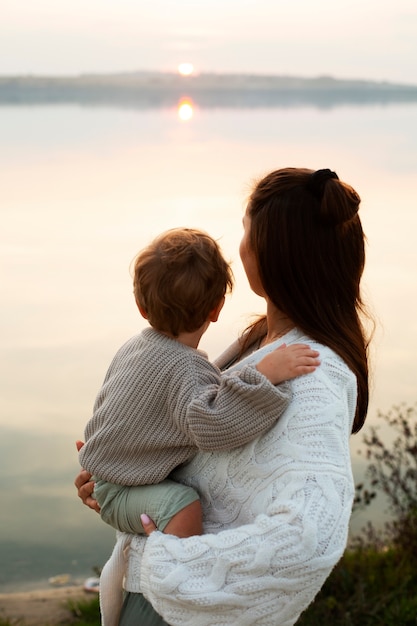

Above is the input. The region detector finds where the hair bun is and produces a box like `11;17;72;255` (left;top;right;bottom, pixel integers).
306;168;360;226
306;169;339;201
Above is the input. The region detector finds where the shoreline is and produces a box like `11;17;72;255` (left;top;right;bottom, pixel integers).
0;585;97;626
0;578;82;595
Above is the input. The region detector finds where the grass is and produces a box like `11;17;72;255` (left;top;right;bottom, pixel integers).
297;545;417;625
66;595;100;625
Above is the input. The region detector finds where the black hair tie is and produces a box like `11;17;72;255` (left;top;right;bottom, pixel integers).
306;168;339;201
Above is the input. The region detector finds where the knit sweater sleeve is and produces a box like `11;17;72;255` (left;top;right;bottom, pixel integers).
176;362;291;451
133;348;357;626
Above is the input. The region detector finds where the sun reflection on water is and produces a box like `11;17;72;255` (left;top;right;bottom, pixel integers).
177;98;194;121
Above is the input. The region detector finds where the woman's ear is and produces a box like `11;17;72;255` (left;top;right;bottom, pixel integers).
208;296;225;323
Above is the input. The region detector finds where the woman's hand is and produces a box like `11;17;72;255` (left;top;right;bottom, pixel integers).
74;440;101;513
140;514;158;535
141;499;202;537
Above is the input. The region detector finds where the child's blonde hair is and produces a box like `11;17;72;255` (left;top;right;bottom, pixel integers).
133;228;233;336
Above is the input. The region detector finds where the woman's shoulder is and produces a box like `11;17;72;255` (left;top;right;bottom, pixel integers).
290;330;355;386
217;326;355;387
297;331;353;374
287;332;357;432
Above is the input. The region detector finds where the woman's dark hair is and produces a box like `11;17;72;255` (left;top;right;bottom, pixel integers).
246;167;372;433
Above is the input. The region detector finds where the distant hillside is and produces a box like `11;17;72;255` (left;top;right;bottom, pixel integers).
1;71;417;108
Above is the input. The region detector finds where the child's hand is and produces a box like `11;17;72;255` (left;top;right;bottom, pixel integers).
256;343;320;385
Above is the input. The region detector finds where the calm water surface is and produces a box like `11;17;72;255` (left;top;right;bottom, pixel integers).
1;101;416;589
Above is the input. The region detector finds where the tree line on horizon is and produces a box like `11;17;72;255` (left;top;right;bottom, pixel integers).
1;71;417;109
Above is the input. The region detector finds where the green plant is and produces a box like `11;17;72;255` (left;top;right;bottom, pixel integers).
66;595;100;625
354;403;417;551
298;545;417;625
298;403;417;625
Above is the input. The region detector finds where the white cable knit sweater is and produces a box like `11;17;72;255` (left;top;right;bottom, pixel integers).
104;328;357;626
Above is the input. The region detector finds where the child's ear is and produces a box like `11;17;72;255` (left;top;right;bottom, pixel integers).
208;296;225;323
137;303;148;320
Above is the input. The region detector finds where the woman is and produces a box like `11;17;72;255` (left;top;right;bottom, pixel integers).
76;167;372;626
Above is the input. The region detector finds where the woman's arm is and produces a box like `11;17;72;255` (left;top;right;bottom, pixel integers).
137;471;353;626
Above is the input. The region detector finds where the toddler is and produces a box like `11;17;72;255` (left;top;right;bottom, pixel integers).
79;228;319;537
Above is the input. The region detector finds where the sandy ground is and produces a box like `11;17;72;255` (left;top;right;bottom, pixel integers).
0;586;96;625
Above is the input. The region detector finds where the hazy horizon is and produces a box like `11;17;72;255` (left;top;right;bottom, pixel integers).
1;1;416;84
1;69;416;87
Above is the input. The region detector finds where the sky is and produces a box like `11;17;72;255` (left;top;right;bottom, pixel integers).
1;0;416;84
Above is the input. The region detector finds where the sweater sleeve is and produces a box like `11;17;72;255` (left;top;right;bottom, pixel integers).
139;478;352;626
178;364;291;451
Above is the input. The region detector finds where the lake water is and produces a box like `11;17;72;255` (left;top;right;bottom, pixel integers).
1;98;416;590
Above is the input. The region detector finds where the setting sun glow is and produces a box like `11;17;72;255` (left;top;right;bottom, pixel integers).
177;98;194;121
178;63;194;76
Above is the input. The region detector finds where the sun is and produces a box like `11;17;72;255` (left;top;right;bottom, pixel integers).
178;98;194;121
178;63;194;77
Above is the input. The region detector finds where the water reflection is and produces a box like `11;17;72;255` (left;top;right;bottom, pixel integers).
1;102;416;589
0;426;115;591
177;97;194;121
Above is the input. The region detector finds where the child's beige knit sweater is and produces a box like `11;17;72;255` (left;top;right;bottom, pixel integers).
79;327;290;485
